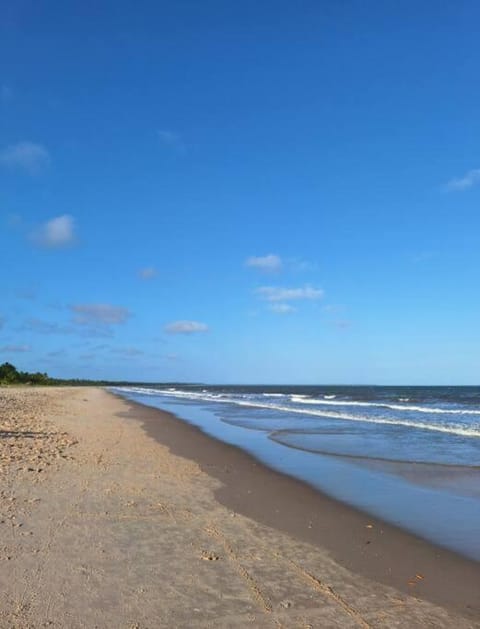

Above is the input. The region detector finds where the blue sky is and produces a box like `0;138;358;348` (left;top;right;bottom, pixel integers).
1;1;480;384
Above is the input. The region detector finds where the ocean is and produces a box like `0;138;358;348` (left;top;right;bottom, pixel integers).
111;384;480;561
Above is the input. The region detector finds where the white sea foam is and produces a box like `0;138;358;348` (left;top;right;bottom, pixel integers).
115;386;159;396
289;395;480;416
229;400;480;438
115;387;480;439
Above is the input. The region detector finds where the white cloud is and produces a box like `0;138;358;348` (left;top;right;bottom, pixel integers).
138;266;157;280
0;141;50;174
446;168;480;191
70;304;131;326
269;303;296;314
157;130;185;154
0;344;31;353
164;320;208;334
256;285;324;302
245;254;282;272
32;215;75;248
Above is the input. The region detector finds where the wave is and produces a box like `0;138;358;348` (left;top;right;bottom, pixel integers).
262;393;286;398
230;400;480;438
114;386;161;396
269;430;480;468
116;387;480;439
289;395;480;416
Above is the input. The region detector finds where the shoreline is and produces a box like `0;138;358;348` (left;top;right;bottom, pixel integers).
115;391;480;619
2;386;479;627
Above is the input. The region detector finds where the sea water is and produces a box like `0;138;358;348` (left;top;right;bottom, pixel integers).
111;385;480;561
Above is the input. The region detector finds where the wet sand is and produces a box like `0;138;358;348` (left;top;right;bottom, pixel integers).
1;386;479;628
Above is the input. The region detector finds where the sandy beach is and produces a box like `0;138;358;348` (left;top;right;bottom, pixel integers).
1;386;479;628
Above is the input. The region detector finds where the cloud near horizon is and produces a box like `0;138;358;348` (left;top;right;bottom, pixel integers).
446;168;480;191
0;344;31;353
164;320;208;334
245;254;282;272
256;285;324;302
70;304;131;326
0;141;50;174
32;215;76;249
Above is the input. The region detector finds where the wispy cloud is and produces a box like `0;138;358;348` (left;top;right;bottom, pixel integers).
20;318;71;335
164;320;208;334
0;141;50;174
32;215;76;249
269;303;296;314
245;254;318;273
138;266;158;280
70;304;131;326
256;285;324;302
0;344;31;353
245;254;282;273
445;168;480;191
157;130;185;154
19;317;114;339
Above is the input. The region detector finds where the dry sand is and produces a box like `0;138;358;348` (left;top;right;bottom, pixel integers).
0;386;479;628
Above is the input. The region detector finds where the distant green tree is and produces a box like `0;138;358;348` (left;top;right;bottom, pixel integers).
0;362;21;383
0;363;52;385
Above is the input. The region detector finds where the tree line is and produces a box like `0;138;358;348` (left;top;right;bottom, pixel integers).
0;362;114;386
0;362;179;387
0;362;52;385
